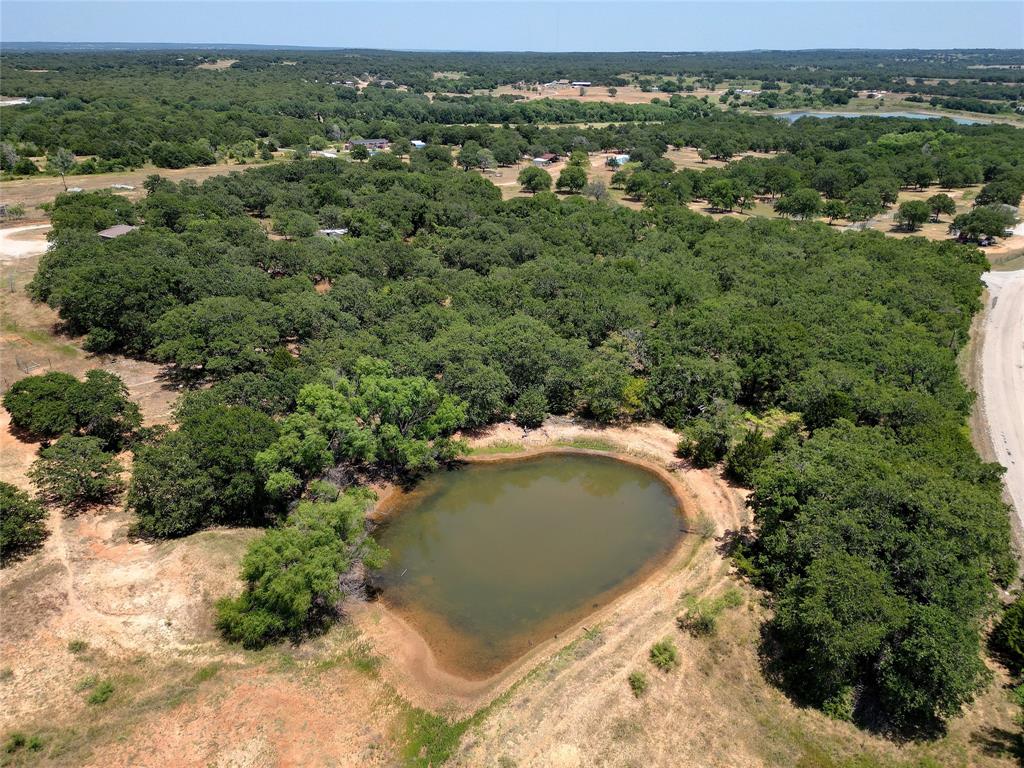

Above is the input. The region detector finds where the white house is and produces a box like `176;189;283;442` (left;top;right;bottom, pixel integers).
410;140;427;149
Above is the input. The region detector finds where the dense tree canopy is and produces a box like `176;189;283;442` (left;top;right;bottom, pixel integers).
23;124;1018;731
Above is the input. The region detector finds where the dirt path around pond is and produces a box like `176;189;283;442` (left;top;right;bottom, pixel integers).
351;417;750;714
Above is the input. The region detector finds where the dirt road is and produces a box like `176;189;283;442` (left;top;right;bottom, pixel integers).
980;269;1024;528
0;223;50;260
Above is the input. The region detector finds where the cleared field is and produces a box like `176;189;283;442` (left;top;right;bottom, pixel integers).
667;147;777;171
491;84;666;104
195;58;238;70
0;160;274;211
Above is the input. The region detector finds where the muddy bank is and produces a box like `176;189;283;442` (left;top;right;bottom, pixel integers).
352;419;718;712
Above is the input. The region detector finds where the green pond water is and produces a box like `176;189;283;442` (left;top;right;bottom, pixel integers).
371;453;685;678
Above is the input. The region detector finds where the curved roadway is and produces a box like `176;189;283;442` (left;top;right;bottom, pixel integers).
981;269;1024;530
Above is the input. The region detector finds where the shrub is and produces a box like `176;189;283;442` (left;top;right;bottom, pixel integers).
693;513;716;540
724;428;771;484
28;436;124;509
677;608;717;637
4;732;26;753
676;419;730;468
0;482;48;566
991;595;1024;670
67;639;88;654
822;687;855;722
628;670;649;697
86;679;115;705
216;490;386;648
513;387;547;429
649;639;679;672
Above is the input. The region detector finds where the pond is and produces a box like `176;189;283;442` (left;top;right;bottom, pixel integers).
371;452;686;678
775;110;988;125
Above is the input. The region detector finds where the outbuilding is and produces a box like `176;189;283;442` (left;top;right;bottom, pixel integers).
97;224;138;239
346;138;390;151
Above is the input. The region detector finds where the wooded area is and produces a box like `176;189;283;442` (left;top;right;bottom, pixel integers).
3;48;1023;745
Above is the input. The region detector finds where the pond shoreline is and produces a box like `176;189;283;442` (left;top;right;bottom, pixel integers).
349;418;733;712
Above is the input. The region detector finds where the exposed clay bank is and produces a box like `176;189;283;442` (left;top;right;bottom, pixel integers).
369;452;687;679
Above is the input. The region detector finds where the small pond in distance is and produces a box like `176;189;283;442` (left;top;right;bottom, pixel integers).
371;453;686;678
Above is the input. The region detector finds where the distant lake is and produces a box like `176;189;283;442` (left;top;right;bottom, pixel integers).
371;452;686;678
776;110;988;126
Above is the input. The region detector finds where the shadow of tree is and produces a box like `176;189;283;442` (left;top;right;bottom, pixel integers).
716;526;755;558
970;725;1024;761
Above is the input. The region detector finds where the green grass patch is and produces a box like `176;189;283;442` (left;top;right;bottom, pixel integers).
86;680;115;705
401;709;476;767
554;436;618;452
677;587;745;636
628;670;648;698
469;440;525;456
345;641;382;676
0;322;80;358
191;663;220;684
649;639;679;672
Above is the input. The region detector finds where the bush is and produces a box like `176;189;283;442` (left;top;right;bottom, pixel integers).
86;679;115;705
513;387;547;429
28;436;124;509
628;670;648;697
822;687;855;722
676;417;731;468
724;428;771;484
693;513;716;540
216;490;386;648
991;596;1024;670
677;608;717;637
0;482;48;566
649;639;679;672
3;731;42;753
67;639;88;654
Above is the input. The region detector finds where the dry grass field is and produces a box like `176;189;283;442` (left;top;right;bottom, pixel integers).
490;84;668;105
195;59;238;70
0;159;278;213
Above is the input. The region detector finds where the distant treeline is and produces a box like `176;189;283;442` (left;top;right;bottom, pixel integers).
0;49;1022;170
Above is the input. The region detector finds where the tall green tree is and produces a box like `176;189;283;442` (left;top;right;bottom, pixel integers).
517;165;552;194
28;436;124;510
0;482;48;567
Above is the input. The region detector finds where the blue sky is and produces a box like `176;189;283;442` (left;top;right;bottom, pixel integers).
2;1;1022;51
